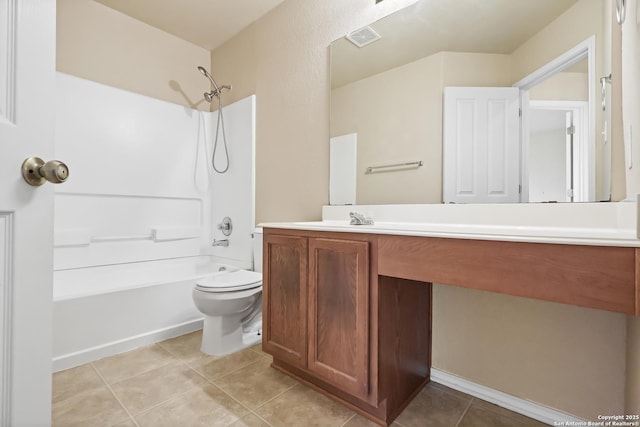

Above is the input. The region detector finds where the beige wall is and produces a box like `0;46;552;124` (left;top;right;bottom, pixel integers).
433;286;627;419
529;71;589;101
441;52;512;87
56;0;210;111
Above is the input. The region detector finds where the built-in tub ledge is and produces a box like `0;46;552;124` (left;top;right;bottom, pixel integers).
260;202;640;247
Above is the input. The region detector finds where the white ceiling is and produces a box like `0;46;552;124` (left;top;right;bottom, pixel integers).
94;0;286;50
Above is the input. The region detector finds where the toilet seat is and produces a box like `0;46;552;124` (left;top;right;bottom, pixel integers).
195;270;262;293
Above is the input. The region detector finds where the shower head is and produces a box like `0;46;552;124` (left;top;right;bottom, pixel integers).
197;65;221;93
197;66;232;103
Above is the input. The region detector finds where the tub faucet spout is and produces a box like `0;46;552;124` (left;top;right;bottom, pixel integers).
212;239;229;247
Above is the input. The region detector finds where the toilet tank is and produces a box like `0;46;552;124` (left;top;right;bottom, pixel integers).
253;228;263;273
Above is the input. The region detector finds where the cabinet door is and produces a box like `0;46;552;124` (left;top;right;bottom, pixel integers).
307;238;370;399
262;233;308;367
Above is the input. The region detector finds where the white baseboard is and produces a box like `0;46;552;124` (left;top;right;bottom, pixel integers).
430;368;586;425
52;319;203;372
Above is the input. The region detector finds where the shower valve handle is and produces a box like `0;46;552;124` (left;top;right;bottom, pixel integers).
216;217;233;236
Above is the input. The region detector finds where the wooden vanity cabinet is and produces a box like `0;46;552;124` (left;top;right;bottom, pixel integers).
262;228;432;426
262;231;373;401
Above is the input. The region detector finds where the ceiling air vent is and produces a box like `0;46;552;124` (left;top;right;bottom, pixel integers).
345;26;381;48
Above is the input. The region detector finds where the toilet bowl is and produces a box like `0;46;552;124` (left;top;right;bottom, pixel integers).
192;230;264;356
192;269;262;356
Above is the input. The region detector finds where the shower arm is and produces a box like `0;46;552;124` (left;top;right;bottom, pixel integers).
210;85;232;97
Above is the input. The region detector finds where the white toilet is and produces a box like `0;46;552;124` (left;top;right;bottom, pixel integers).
192;231;263;356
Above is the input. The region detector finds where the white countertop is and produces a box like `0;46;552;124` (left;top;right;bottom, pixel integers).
260;202;640;247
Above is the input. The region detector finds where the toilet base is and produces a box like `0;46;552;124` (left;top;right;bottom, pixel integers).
200;315;262;356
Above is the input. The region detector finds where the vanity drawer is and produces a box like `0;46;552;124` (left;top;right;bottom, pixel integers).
377;235;638;315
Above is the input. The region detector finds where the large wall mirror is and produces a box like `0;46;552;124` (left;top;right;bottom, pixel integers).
329;0;615;205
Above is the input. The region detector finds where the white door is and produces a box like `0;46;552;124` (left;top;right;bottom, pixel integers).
443;87;520;203
0;1;56;425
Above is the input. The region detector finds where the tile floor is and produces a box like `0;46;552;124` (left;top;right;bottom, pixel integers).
52;330;547;427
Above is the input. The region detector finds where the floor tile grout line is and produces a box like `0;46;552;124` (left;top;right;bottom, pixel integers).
249;381;300;411
51;364;106;406
129;380;241;423
471;398;542;425
156;341;197;362
182;356;263;392
248;346;272;359
455;397;475;427
89;362;141;427
338;413;357;427
245;410;278;427
429;382;475;403
209;378;298;416
176;358;260;418
182;352;266;382
92;344;179;386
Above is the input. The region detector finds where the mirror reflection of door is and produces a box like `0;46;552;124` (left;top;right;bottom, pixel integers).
528;107;580;202
442;87;521;204
526;56;590;202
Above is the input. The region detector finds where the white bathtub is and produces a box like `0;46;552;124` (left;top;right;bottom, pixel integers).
52;255;247;372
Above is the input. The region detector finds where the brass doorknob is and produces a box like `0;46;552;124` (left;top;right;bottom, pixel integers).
22;157;69;186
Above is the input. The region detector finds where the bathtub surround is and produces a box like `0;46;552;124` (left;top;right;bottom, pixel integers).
52;73;256;371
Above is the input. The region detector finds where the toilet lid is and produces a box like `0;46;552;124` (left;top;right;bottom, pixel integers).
196;270;262;293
